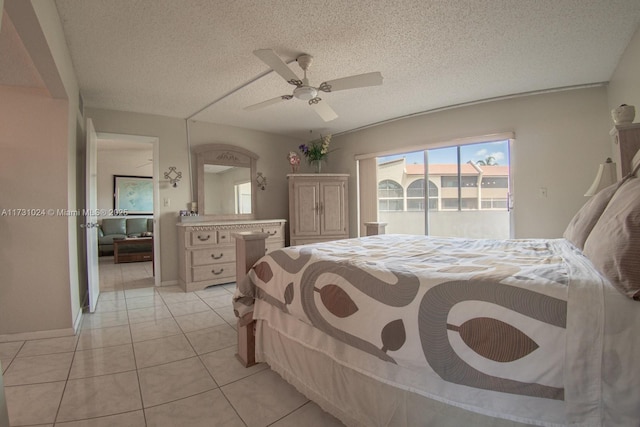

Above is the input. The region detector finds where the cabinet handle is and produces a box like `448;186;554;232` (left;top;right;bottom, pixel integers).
211;253;223;260
211;268;224;275
197;234;211;241
220;235;227;240
319;202;324;214
264;230;277;236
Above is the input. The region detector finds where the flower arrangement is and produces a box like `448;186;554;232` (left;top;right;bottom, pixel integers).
287;151;301;173
298;134;333;163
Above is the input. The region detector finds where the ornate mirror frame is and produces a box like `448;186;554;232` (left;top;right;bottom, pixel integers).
194;143;258;220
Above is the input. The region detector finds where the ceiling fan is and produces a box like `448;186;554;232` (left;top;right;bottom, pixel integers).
245;49;383;122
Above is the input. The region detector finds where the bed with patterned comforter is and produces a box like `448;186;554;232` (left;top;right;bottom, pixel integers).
233;234;640;426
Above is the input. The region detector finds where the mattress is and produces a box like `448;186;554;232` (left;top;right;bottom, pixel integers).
234;234;640;426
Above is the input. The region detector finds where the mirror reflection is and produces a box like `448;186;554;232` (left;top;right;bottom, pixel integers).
203;165;252;215
195;143;258;220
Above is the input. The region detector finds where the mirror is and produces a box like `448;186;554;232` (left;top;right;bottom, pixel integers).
195;143;258;219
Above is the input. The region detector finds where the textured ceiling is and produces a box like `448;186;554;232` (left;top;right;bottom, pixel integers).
30;1;640;139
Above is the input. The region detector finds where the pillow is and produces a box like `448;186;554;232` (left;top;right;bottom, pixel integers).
583;177;640;300
632;149;640;177
563;182;619;250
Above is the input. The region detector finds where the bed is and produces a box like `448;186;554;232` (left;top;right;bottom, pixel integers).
232;153;640;427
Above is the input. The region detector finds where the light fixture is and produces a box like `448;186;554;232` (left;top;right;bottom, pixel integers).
256;172;267;190
164;166;182;188
584;158;616;196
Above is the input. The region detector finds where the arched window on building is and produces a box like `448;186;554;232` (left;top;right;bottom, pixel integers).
407;179;425;211
407;179;440;211
378;180;404;211
428;180;439;210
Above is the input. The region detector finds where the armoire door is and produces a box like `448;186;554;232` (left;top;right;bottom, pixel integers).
292;180;320;236
320;180;347;236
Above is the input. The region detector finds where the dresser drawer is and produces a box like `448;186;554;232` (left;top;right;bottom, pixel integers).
189;231;217;246
262;225;284;240
217;230;232;245
266;243;283;255
191;247;235;267
192;262;235;282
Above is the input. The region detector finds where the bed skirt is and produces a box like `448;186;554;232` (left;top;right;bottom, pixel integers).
255;318;539;427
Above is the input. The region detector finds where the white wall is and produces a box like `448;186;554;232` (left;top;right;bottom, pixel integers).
328;87;612;239
0;1;82;337
0;86;73;334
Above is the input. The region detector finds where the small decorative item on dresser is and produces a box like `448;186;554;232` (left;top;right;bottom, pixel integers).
611;104;635;125
287;151;301;173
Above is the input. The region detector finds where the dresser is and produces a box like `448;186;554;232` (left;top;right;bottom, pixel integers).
177;219;286;292
288;174;349;245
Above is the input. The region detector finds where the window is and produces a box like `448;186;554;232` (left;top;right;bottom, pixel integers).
234;181;252;214
373;139;511;239
428;181;439;211
407;179;425;211
481;198;508;209
461;176;478;187
481;177;508;188
378;180;404;211
441;176;458;187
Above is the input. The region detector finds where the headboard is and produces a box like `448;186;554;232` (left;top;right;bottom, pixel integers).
611;124;640;178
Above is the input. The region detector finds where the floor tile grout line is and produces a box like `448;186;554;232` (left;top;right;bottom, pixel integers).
54;409;145;426
51;319;83;425
267;400;313;426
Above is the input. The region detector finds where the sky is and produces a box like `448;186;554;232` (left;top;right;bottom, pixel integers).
378;140;509;165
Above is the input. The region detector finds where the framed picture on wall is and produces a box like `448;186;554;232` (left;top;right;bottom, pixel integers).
113;175;153;215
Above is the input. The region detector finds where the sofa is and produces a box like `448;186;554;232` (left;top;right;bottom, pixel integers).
98;217;153;255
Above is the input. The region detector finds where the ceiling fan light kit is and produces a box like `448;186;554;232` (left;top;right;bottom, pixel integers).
245;49;383;122
293;86;318;101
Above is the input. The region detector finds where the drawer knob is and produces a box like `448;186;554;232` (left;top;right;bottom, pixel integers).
197;234;211;241
220;235;227;240
211;268;224;275
211;253;223;260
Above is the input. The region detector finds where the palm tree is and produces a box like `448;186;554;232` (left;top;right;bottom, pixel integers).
476;156;498;166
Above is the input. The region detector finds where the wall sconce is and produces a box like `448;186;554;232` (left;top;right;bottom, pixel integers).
584;158;616;196
256;172;267;190
164;166;182;188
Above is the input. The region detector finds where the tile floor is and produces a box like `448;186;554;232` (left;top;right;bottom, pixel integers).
1;257;344;426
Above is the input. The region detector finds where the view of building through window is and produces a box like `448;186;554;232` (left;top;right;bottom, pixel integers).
376;140;511;239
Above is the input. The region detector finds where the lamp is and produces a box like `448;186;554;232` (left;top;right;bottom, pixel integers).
256;172;267;190
164;166;182;188
584;158;616;196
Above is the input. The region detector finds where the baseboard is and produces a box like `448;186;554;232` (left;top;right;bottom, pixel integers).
160;279;178;287
72;307;83;334
0;327;76;343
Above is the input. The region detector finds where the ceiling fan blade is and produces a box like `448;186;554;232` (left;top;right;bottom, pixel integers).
253;49;300;85
319;71;383;92
310;99;338;122
244;95;293;111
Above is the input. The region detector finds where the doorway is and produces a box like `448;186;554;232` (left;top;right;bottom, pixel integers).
95;133;161;288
